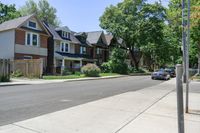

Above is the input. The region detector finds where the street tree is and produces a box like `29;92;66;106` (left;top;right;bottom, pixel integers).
100;0;166;70
19;0;60;26
0;2;20;24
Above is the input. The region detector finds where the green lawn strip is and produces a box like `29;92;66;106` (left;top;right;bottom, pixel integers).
43;73;120;80
193;76;200;80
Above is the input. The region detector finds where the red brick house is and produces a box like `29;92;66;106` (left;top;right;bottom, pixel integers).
0;14;50;66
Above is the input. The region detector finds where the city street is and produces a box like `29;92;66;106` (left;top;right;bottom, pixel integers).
0;76;163;126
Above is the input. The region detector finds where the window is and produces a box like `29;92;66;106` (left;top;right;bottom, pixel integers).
23;56;32;60
32;34;38;46
97;48;101;55
62;31;70;39
26;33;31;45
26;32;39;46
28;21;37;29
60;42;70;53
80;46;86;54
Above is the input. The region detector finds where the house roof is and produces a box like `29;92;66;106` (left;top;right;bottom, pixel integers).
0;14;34;32
105;34;113;46
43;23;62;40
43;23;80;44
86;31;103;44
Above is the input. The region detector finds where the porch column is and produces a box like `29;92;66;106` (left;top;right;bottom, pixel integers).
61;58;65;75
80;60;83;68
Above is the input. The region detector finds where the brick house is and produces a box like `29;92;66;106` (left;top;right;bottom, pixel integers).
0;14;50;67
44;22;109;74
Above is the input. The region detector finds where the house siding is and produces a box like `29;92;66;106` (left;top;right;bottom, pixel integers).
0;30;15;59
15;29;25;45
40;34;48;48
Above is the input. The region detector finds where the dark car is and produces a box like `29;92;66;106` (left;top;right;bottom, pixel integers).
165;68;176;78
151;69;170;80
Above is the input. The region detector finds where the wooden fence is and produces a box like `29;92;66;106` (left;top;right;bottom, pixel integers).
0;59;10;82
11;59;44;78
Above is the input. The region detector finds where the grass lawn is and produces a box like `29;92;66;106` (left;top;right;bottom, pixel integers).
43;73;119;80
193;75;200;80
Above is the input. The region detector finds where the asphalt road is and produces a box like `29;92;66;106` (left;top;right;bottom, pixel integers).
0;76;163;126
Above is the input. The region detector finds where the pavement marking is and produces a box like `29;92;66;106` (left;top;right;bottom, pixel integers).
114;89;175;133
12;124;41;133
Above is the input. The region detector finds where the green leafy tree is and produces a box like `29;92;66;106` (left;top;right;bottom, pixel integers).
19;0;60;26
109;47;128;74
100;0;166;70
0;2;20;24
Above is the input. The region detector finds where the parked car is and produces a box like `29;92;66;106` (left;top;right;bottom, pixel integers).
165;68;176;78
151;69;170;80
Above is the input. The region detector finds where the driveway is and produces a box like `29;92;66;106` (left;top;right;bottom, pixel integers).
0;76;163;126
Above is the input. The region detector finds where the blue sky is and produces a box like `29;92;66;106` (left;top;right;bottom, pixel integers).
1;0;169;32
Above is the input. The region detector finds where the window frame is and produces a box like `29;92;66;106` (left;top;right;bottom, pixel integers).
60;42;70;53
80;46;86;54
25;32;39;47
28;21;37;29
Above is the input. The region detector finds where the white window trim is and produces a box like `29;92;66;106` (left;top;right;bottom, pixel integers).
27;20;37;29
60;42;70;53
25;32;39;47
80;46;86;54
23;56;32;60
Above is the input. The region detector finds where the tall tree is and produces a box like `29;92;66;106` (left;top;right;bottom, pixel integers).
0;2;20;24
19;0;60;26
100;0;166;70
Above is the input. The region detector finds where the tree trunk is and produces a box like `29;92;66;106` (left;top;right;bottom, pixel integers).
129;49;140;70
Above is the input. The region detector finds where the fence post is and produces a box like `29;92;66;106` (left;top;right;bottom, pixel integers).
176;64;185;133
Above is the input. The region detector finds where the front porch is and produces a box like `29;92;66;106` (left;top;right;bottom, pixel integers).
55;57;96;74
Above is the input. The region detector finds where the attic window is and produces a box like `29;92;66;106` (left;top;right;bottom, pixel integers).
28;21;37;29
62;31;70;39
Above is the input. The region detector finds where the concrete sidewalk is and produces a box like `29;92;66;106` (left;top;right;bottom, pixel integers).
0;75;124;87
0;79;199;133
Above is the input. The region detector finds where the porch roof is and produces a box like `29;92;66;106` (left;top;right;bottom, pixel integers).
56;52;94;60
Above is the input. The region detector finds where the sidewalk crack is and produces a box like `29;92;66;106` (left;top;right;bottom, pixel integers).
12;124;41;133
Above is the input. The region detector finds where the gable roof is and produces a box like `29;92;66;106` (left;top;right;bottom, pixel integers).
43;23;80;44
0;14;34;32
105;34;113;46
43;23;62;40
86;31;103;44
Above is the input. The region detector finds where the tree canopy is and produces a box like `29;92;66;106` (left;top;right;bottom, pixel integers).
100;0;167;69
0;2;20;24
19;0;60;26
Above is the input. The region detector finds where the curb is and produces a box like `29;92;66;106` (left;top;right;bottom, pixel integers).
129;73;151;76
0;75;128;87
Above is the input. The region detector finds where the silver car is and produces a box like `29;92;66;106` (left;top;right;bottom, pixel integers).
151;70;170;80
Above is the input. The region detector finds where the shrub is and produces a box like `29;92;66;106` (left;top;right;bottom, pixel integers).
62;68;72;75
81;63;101;77
108;48;128;74
74;71;81;76
101;62;111;73
11;69;23;77
0;75;10;82
128;67;146;73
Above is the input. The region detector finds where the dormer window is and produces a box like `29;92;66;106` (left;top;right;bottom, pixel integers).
28;21;37;29
62;31;70;39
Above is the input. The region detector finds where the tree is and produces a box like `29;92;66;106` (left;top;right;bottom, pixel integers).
0;2;20;24
19;0;60;26
100;0;166;70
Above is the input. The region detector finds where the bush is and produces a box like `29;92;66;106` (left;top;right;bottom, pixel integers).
74;71;81;76
0;75;10;82
101;62;111;73
108;48;128;74
62;68;72;75
11;69;23;77
81;63;101;77
128;67;146;73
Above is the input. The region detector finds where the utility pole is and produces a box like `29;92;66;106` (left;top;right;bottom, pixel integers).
185;0;190;113
176;64;185;133
182;0;187;83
